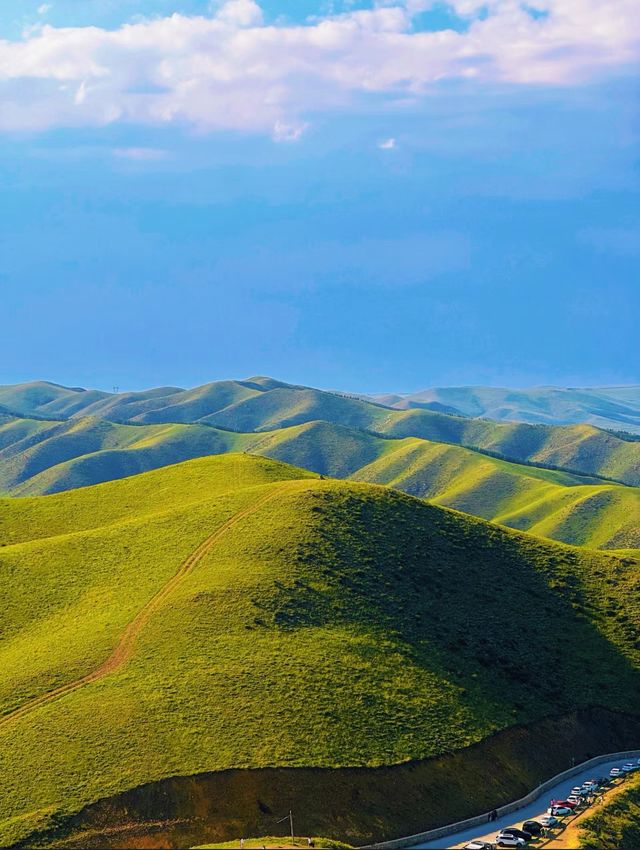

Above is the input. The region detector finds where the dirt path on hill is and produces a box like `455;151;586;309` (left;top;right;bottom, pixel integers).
0;485;285;731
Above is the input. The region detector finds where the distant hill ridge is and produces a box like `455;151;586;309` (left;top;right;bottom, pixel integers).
4;378;638;433
367;384;640;433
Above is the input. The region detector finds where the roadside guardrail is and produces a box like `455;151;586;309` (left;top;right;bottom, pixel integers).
362;749;640;849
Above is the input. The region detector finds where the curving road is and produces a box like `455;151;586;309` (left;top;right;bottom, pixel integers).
414;755;640;849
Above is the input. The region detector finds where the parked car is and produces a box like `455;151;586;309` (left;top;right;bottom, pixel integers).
522;820;544;835
500;827;532;841
548;805;573;816
539;815;559;828
622;763;637;773
610;767;622;777
495;834;526;848
464;842;494;850
571;786;586;796
551;799;578;809
567;795;583;806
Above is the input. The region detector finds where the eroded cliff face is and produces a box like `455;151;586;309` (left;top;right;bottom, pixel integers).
18;708;639;850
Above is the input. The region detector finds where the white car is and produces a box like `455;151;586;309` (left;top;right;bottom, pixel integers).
495;834;526;847
622;763;637;773
548;805;573;816
463;842;494;850
570;786;585;797
539;815;559;827
610;767;622;777
567;795;582;805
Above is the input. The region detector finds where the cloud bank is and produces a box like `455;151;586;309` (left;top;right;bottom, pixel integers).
0;0;637;136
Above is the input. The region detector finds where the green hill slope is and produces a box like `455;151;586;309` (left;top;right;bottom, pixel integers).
0;417;247;496
371;385;640;433
0;454;638;848
2;379;639;486
376;409;640;486
350;438;640;550
1;415;638;551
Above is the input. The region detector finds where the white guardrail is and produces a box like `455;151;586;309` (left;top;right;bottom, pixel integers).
362;748;640;850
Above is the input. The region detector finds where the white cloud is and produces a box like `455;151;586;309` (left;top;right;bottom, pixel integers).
215;0;263;27
378;137;396;149
37;3;52;15
272;120;308;142
0;0;638;134
113;147;170;161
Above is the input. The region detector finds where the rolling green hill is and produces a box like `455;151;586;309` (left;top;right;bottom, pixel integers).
2;379;639;488
0;455;637;848
0;453;637;846
1;415;638;551
375;408;640;486
371;385;640;433
350;438;640;550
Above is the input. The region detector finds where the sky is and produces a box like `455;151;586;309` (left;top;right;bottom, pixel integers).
0;0;639;393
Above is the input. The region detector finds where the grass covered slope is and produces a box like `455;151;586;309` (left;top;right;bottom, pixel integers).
0;455;638;847
578;773;640;849
0;416;245;496
376;409;640;486
1;415;638;551
350;438;640;549
2;378;639;487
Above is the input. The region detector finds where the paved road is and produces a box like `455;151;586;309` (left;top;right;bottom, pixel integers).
414;756;638;849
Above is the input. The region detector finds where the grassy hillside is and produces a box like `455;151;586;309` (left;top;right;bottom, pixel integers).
0;381;112;419
376;408;640;486
350;438;640;550
578;773;640;849
0;416;245;496
371;385;640;433
1;415;638;551
2;379;639;486
0;455;638;847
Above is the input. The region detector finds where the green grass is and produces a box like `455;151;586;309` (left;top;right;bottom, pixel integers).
579;773;640;849
377;410;640;485
4;378;638;485
2;415;638;551
0;454;638;847
350;437;640;549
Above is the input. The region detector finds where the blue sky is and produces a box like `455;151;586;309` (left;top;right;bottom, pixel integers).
1;0;638;393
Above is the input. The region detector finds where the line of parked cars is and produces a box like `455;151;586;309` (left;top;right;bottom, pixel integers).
462;759;640;849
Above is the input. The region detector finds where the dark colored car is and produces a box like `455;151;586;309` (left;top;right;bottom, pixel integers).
522;820;544;835
500;827;533;841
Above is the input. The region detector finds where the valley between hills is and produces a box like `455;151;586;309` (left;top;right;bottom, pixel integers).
0;377;638;848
